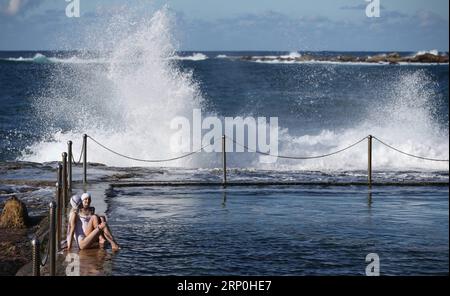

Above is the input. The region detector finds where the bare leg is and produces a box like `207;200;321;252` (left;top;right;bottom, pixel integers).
84;215;106;245
79;228;102;250
99;217;120;251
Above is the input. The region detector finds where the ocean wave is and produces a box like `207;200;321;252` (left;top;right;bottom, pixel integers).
14;10;449;171
4;53;50;63
280;51;302;59
1;53;107;64
1;52;211;64
21;8;203;168
171;53;208;61
20;64;449;171
414;49;440;57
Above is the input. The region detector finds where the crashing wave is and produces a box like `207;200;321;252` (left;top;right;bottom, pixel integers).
172;53;208;61
414;49;439;57
5;53;50;63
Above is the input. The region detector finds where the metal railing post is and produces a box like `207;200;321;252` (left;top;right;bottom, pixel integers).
49;201;56;276
31;238;40;276
56;164;62;251
62;152;68;208
56;182;61;251
83;134;87;185
67;141;73;194
368;135;373;187
222;135;227;186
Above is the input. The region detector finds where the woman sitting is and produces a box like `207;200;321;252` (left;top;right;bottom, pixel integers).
67;193;120;251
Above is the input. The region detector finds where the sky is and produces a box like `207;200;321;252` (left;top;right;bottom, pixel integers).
0;0;448;51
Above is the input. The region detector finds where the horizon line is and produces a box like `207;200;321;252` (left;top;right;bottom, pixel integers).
0;49;449;53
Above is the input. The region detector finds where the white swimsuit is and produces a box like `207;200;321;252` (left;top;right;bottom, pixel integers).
67;212;86;248
79;213;91;234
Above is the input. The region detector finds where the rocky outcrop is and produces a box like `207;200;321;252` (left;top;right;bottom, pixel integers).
240;52;449;64
0;196;30;228
387;52;401;59
336;55;357;62
409;53;449;63
0;228;29;276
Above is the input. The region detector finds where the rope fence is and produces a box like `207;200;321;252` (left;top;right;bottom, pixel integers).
70;133;448;187
50;132;450;189
87;135;211;163
373;136;449;162
82;134;448;163
228;135;369;159
72;143;84;165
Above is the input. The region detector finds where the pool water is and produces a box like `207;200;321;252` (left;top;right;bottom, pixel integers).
96;185;449;276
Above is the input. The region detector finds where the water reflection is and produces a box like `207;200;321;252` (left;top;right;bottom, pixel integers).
68;248;114;276
222;190;227;208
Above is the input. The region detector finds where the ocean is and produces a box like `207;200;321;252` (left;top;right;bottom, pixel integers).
0;11;448;275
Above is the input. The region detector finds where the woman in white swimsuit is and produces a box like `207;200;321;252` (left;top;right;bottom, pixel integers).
67;194;120;251
79;192;120;250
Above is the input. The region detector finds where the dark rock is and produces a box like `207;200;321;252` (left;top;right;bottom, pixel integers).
298;54;315;61
0;228;29;276
387;52;401;59
366;55;387;63
239;52;449;64
337;55;357;62
412;53;449;63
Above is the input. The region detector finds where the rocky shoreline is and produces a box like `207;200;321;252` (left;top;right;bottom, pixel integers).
241;52;449;64
0;194;50;276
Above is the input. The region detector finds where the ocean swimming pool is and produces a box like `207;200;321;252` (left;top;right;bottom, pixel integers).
83;184;449;276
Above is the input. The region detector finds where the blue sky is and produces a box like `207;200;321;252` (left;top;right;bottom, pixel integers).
0;0;448;51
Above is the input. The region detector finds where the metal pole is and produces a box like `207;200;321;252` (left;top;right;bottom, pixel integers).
62;153;68;208
368;135;373;187
31;238;40;276
67;141;73;194
83;134;87;185
222;135;227;186
57;163;62;191
49;201;56;276
56;164;62;251
56;181;61;251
